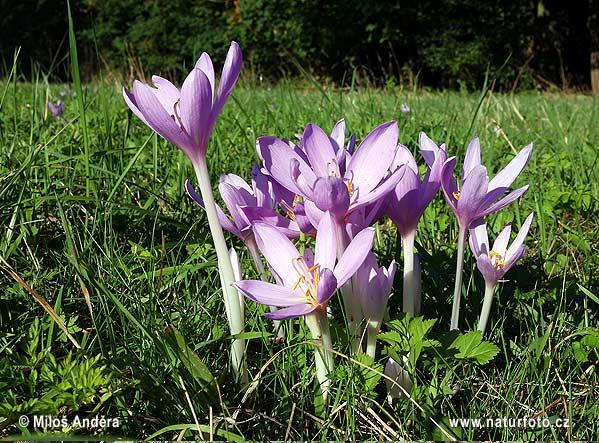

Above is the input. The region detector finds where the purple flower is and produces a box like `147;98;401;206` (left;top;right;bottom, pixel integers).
400;103;411;114
123;41;242;164
385;132;447;237
234;212;375;320
357;253;396;323
185;163;299;243
257;121;405;228
441;139;533;230
469;213;534;286
48;100;65;118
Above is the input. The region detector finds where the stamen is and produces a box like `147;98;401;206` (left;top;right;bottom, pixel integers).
292;194;303;207
345;179;354;195
489;250;506;270
452;191;460;200
327;159;340;178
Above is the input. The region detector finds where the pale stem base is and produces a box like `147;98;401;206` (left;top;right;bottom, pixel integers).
305;310;334;403
450;227;467;331
365;320;381;359
477;282;496;334
194;159;247;383
402;230;416;315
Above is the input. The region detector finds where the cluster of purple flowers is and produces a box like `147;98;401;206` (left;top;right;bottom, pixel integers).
123;41;534;392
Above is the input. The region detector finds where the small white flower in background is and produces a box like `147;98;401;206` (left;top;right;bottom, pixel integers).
400;103;411;114
493;125;501;137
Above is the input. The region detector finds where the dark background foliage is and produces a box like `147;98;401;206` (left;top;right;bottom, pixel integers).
0;0;596;90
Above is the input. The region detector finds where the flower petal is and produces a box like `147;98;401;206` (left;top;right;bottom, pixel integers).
351;164;405;212
334;227;375;286
479;185;529;218
317;268;338;304
505;212;534;261
312;177;350;217
392;144;418;174
133;81;194;156
185;180;241;237
475;254;501;285
468;219;489;257
462;137;481;181
457;165;488;228
314;212;337;271
346;121;398;196
151;75;180;115
440;157;458;212
253;222;301;287
123;87;149;126
303;123;339;177
419;132;444;168
195;52;215;101
330;119;346;152
258;136;316;195
180;67;213;152
488;143;533;192
265;303;315;320
218;182;250;230
491;224;512;256
234;280;303;306
213;41;242;119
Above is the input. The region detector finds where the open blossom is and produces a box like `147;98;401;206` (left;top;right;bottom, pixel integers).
48;100;65;118
400;103;411;114
384;132;447;237
234;213;375;320
123;41;242;164
258;121;405;229
185;163;299;243
469;213;534;286
441;138;533;230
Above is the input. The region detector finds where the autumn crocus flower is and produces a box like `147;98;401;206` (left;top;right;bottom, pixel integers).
469;213;534;334
384;132;446;315
234;213;374;399
48;100;64;118
258;121;405;230
356;253;396;358
122;42;247;382
442;138;533;330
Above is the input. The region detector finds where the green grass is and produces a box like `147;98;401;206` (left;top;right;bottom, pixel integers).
0;77;598;440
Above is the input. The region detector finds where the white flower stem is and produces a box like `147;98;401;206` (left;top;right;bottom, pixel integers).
194;158;247;384
413;253;422;316
477;282;496;334
334;220;362;354
247;240;284;338
305;310;334;403
401;230;416;315
365;321;380;359
450;227;467;331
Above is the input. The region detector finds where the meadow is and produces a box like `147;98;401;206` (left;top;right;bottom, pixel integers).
0;76;598;440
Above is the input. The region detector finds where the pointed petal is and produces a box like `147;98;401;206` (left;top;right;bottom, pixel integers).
195;52;215;101
258;136;316;195
212;41;242;120
440;157;459;212
234;280;303;306
488;143;533;191
253;222;301;287
240;206;300;238
151;75;180;115
505;212;534;261
303;199;325;228
351;164;405;213
123;87;149;125
386;167;421;235
185;180;241;237
252;163;273;207
479;185;529;218
133;81;194;156
392;144;418;174
502;245;526;274
419;132;443;168
303;123;339;177
180;67;213;152
265;303;315;320
457;165;489;228
462;137;481;181
218;182;250;229
317;268;338;304
312;177;350;216
346;121;398;195
330;119;346;152
491;224;512;256
334;227;375;286
314;212;337;271
475;254;501;285
220;173;254;200
468;219;489;257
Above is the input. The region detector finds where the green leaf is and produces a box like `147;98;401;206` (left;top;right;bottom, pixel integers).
449;331;499;364
163;325;217;401
571;341;589;363
578;284;599;306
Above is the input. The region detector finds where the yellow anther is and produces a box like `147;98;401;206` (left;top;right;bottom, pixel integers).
489;250;506;270
292;194;303;207
452;191;460;200
286;210;297;221
345;180;354;194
